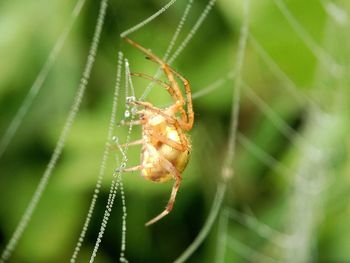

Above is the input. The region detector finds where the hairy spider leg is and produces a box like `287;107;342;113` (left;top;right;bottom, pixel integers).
130;100;189;152
168;68;194;130
117;110;186;152
122;165;143;172
117;119;142;126
141;62;193;130
109;138;144;153
130;72;188;122
131;72;177;98
120;139;144;148
145;156;182;226
128;43;193;129
116;136;183;226
124;38;183;101
124;37;191;129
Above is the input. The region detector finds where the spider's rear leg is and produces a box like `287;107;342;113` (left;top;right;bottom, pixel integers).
145;157;182;226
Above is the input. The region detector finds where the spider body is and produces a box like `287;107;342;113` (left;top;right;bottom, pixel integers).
120;37;194;226
140;109;191;183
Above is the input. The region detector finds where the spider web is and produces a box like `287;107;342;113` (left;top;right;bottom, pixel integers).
0;0;350;262
213;2;349;263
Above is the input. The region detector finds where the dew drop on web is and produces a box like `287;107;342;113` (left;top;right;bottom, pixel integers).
131;106;138;115
126;96;136;104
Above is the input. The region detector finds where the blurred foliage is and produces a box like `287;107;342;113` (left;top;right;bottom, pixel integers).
1;0;350;262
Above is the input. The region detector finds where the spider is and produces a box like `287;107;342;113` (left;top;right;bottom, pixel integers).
119;37;194;226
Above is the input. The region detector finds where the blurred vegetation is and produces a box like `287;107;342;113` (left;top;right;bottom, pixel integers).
1;0;350;262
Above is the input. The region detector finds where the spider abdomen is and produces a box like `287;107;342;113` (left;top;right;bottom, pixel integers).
141;146;190;183
141;120;190;183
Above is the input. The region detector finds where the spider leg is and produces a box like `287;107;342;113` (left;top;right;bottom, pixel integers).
155;134;186;152
124;38;194;130
168;68;194;130
131;73;187;122
145;157;182;226
131;72;177;99
120;139;144;148
109;137;144;152
131;100;189;152
148;64;192;130
117;119;142;126
124;38;185;110
130;101;177;124
118;165;143;173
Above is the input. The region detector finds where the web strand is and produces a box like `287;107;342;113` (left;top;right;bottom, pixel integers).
0;1;108;261
120;0;177;38
89;57;137;262
137;0;193;101
89;131;132;263
221;0;250;181
242;82;300;143
226;235;280;263
215;210;229;263
139;0;194;100
224;208;292;248
248;34;317;108
273;0;343;76
174;1;250;261
237;133;291;180
215;11;344;263
70;51;124;263
163;0;193;62
140;0;215;100
192;70;235;100
0;0;87;160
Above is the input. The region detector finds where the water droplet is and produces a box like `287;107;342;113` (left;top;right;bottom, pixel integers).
126;96;135;104
131;106;138;115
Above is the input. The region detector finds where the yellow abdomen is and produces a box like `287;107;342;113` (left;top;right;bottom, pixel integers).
141;123;191;183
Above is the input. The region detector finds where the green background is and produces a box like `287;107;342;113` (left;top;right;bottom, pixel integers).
1;0;350;262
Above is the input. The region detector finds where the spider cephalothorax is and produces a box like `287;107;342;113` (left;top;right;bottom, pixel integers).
120;37;194;226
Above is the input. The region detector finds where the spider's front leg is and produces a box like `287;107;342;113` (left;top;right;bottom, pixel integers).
109;119;143;152
130;72;188;123
114;141;145;173
129;100;189;152
111;140;144;172
145;157;182;226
